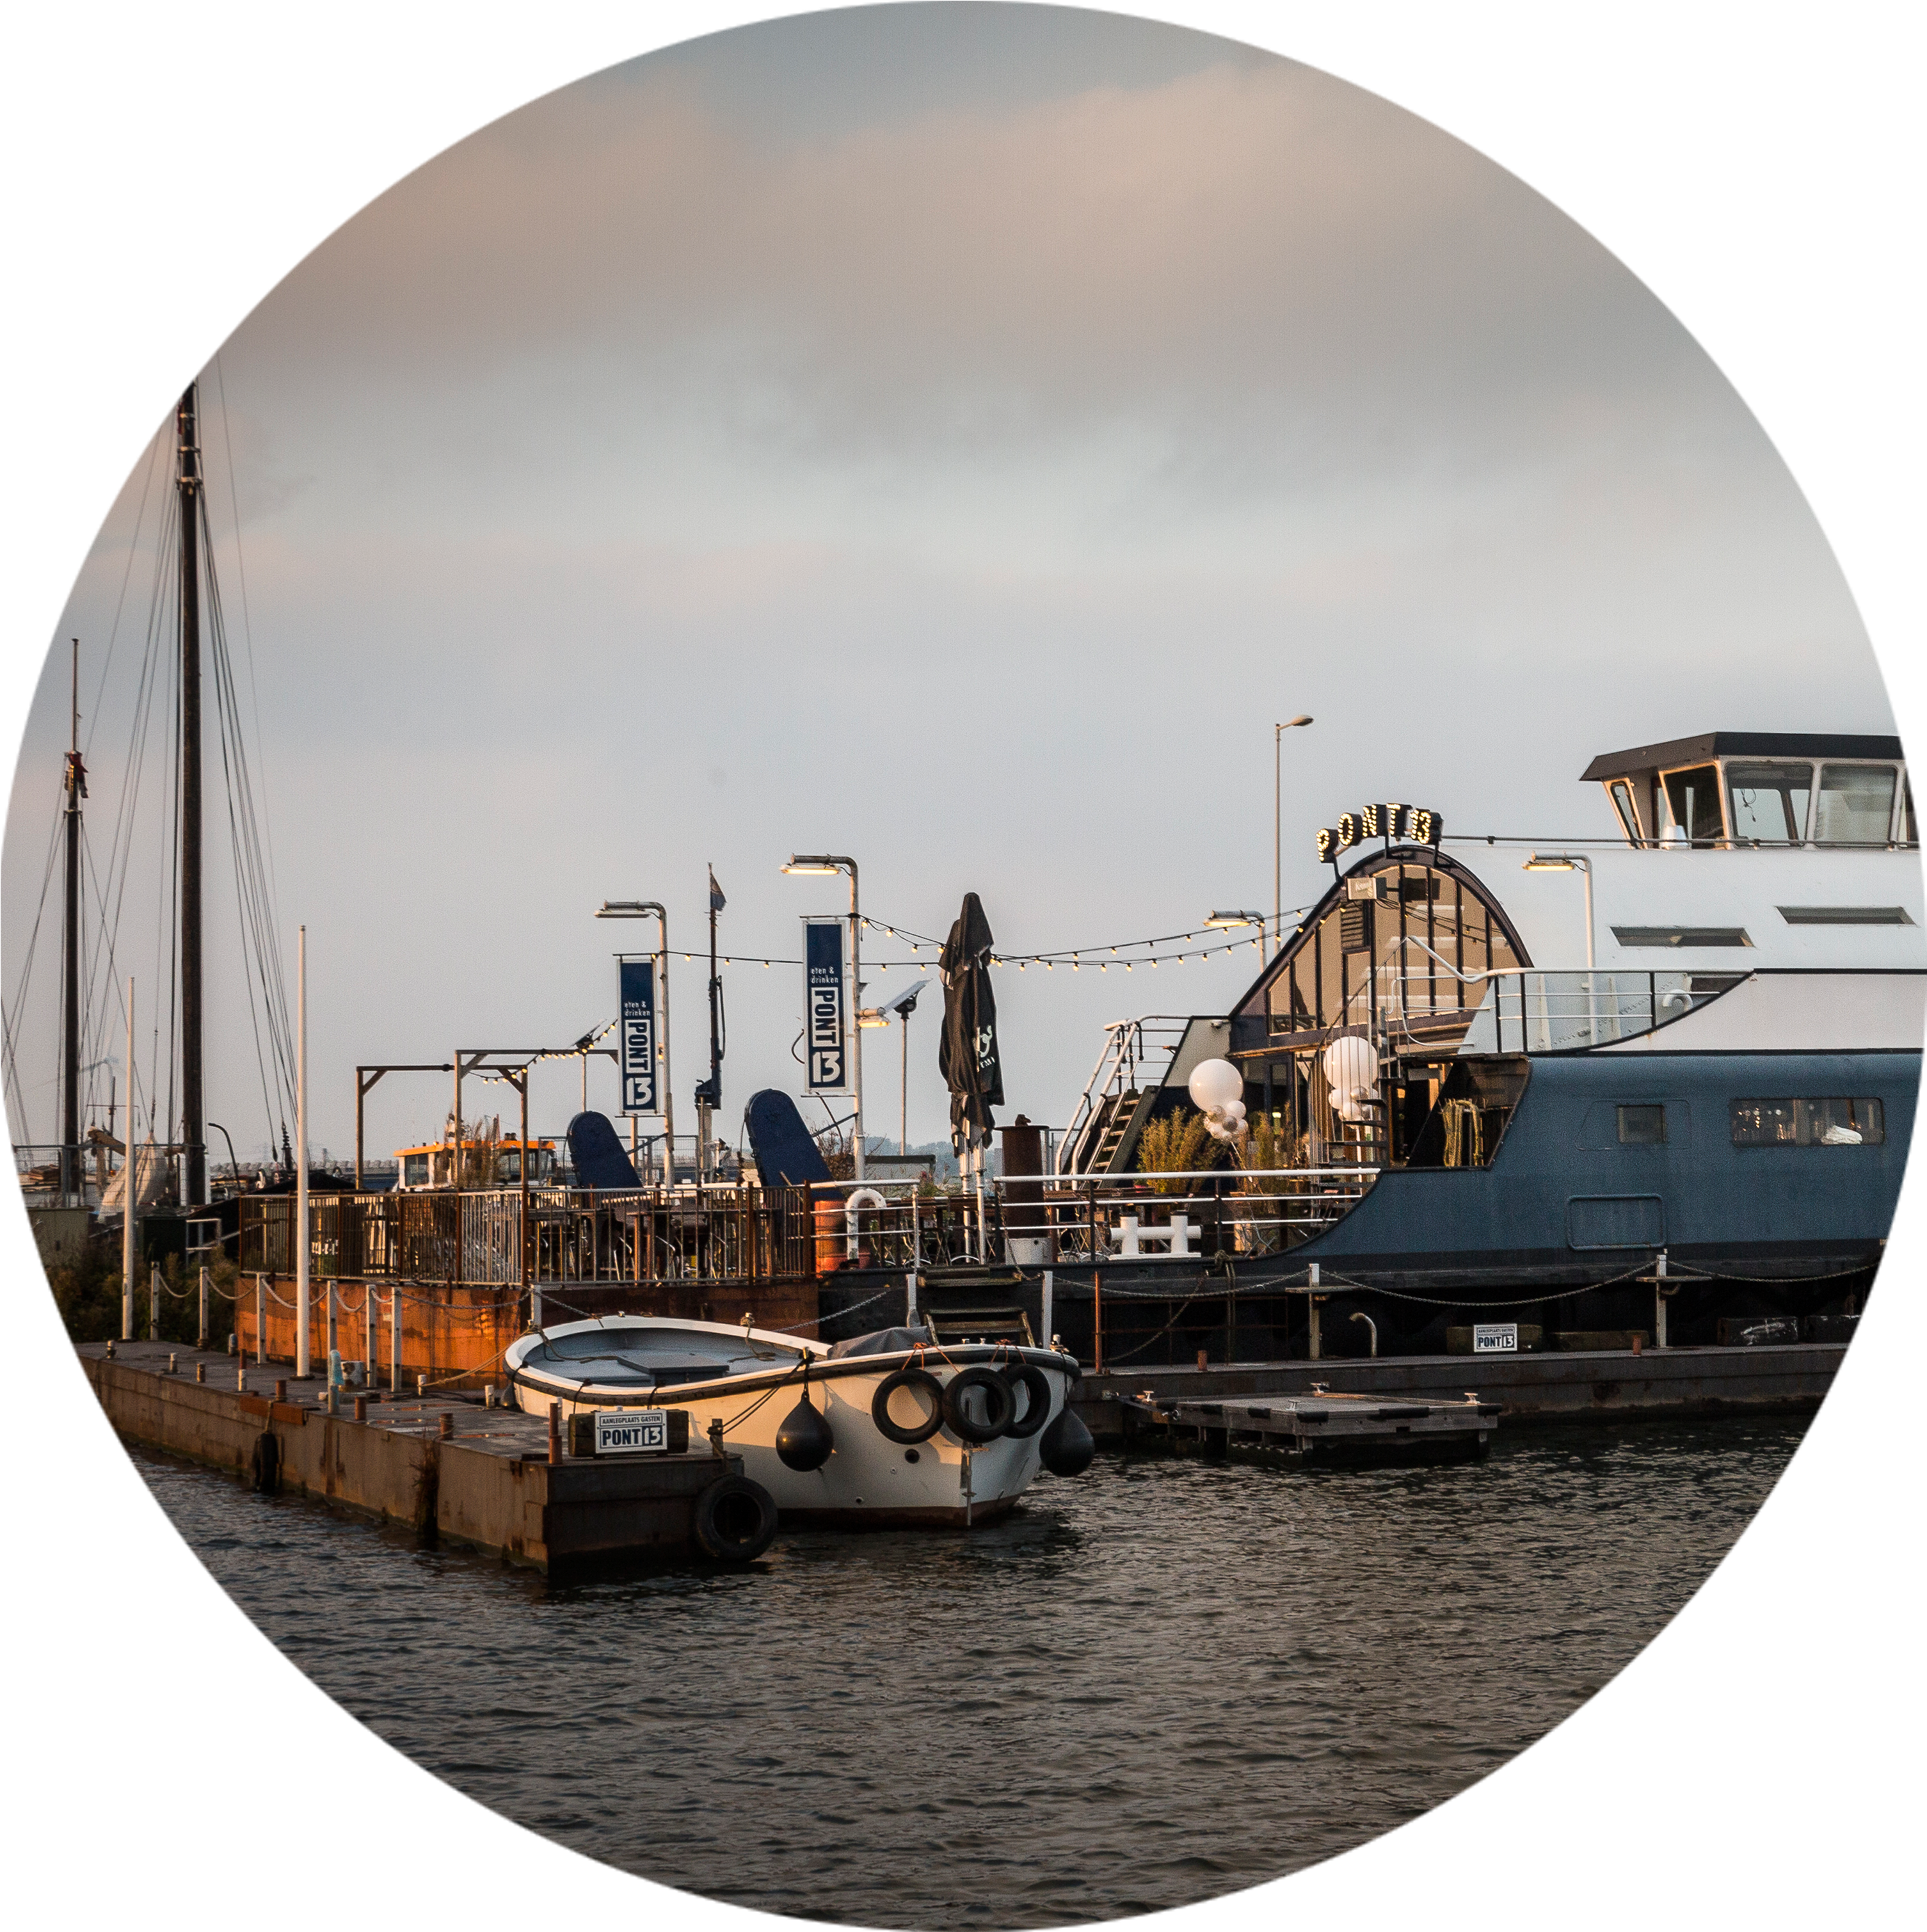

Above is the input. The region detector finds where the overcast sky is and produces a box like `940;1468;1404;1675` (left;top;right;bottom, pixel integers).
3;1;1889;1162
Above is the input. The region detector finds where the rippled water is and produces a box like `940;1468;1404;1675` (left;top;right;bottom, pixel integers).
136;1417;1800;1926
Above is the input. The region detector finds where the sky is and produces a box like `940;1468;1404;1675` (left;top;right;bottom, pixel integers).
1;0;1891;1165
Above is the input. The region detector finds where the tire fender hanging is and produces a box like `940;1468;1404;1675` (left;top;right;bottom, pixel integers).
692;1473;779;1562
943;1365;1016;1444
871;1366;945;1444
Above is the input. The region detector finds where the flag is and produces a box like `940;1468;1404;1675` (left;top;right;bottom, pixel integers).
709;867;726;912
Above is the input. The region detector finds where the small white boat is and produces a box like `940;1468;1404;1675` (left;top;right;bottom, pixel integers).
505;1316;1094;1528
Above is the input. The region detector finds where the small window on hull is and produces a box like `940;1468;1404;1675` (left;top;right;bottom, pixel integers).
1617;1105;1666;1145
1730;1098;1885;1146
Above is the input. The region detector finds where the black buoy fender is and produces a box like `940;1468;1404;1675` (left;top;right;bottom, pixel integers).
942;1365;1017;1444
872;1366;945;1444
1001;1364;1055;1440
693;1474;780;1562
249;1430;280;1494
1039;1405;1096;1477
775;1385;836;1471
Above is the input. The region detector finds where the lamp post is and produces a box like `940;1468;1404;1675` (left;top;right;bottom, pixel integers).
783;854;863;1181
883;980;925;1155
1523;854;1595;1042
1274;716;1313;944
595;900;673;1185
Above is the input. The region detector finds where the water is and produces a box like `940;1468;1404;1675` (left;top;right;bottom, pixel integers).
135;1419;1800;1926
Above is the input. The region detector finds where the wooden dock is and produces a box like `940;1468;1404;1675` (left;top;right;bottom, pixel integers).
77;1341;761;1572
1117;1386;1498;1465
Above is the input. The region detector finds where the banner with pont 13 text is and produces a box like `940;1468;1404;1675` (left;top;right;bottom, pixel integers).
803;916;849;1094
619;957;659;1115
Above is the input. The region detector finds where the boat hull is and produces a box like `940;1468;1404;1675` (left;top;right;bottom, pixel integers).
508;1327;1076;1526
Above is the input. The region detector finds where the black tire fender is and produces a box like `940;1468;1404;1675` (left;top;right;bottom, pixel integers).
692;1473;779;1562
871;1367;945;1444
1001;1364;1055;1439
249;1430;280;1494
943;1365;1017;1444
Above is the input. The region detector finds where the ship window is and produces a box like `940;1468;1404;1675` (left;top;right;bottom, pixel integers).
1725;761;1811;843
401;1153;428;1188
1617;1105;1666;1145
1607;779;1643;843
1777;905;1914;925
1663;765;1725;845
1812;763;1898;845
1901;775;1916;845
1611;925;1752;948
1729;1098;1885;1147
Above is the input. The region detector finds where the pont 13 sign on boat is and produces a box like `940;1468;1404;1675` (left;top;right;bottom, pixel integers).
596;1409;669;1455
1473;1323;1519;1353
618;957;659;1115
803;916;850;1093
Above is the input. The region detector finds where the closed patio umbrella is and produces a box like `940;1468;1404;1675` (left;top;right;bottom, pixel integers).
939;891;1004;1159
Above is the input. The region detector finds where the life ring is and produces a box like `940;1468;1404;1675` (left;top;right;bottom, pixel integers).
871;1367;945;1444
943;1365;1016;1444
692;1474;779;1562
1001;1364;1054;1439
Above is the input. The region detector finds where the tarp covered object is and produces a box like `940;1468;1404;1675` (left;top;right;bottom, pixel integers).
744;1089;833;1188
567;1112;641;1189
939;891;1004;1156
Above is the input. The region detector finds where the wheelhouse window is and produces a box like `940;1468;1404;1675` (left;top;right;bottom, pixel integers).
1902;776;1917;845
1812;763;1898;845
1729;1098;1885;1147
1725;761;1811;844
401;1153;429;1188
1606;779;1644;845
1663;765;1725;845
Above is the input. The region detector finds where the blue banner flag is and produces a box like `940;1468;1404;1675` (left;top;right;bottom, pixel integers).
619;957;659;1114
803;917;849;1094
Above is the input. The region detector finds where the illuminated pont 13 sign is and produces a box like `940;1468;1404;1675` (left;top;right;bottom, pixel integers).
1315;802;1443;864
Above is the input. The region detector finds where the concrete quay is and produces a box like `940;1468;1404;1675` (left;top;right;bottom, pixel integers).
1071;1340;1843;1441
77;1341;746;1572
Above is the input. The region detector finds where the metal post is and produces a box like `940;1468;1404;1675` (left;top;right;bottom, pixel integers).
198;1265;209;1348
296;925;310;1378
178;385;207;1211
1042;1268;1053;1346
121;976;136;1341
1308;1260;1321;1361
1655;1247;1668;1350
255;1272;264;1363
849;863;865;1183
390;1282;401;1393
148;1263;159;1341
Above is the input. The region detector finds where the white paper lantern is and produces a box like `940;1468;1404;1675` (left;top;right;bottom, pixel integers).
1187;1058;1243;1114
1322;1036;1379;1122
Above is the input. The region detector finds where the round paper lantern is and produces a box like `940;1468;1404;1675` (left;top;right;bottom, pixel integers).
1187;1057;1243;1114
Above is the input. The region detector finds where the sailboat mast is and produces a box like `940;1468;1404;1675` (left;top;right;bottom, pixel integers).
61;637;83;1203
177;384;205;1208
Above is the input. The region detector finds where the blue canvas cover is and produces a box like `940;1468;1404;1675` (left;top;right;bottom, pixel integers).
567;1111;641;1189
745;1089;833;1188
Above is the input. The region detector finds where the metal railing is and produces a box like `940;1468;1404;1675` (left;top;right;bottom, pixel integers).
1056;1016;1194;1176
1457;969;1738;1056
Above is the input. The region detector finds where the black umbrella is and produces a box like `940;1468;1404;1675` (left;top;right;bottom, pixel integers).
939;891;1004;1156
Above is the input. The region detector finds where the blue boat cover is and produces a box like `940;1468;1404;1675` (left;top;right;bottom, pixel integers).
744;1089;833;1188
567;1111;641;1189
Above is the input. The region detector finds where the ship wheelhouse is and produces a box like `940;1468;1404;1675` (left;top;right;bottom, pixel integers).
1583;731;1914;851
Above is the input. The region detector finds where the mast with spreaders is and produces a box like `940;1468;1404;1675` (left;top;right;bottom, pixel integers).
177;385;206;1208
61;639;85;1205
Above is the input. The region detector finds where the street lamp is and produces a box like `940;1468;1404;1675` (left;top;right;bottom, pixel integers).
1523;854;1596;1044
595;899;674;1185
1205;909;1265;929
882;979;925;1155
782;854;865;1181
1274;717;1314;943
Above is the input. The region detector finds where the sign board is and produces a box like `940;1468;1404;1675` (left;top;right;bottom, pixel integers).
803;916;849;1093
618;957;658;1115
595;1409;668;1455
1473;1322;1519;1353
1316;803;1443;864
